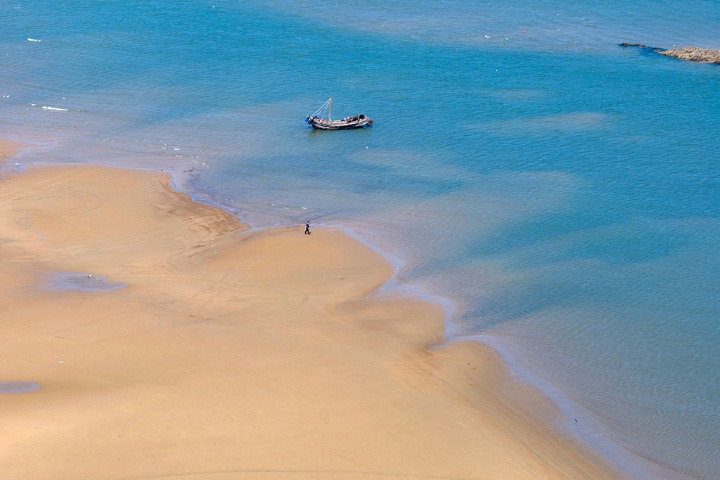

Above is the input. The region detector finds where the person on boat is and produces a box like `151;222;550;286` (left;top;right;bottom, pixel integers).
305;221;311;235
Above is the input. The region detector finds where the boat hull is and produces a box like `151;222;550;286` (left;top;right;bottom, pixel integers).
308;118;373;130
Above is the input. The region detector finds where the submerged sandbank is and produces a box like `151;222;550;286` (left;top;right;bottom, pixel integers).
0;160;623;479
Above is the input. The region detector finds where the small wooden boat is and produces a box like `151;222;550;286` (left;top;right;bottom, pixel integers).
305;97;373;130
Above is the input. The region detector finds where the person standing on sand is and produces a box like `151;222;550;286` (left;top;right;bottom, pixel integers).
305;221;311;235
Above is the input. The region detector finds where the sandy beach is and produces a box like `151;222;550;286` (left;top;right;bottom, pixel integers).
0;147;623;479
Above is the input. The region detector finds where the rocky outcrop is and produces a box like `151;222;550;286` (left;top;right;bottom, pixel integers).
657;46;720;64
619;43;720;64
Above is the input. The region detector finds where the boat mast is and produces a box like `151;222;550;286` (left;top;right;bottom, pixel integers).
329;97;333;121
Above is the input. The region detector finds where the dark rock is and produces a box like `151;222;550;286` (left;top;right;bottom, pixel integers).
618;43;665;58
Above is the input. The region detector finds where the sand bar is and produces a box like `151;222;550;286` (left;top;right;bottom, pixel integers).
0;160;624;479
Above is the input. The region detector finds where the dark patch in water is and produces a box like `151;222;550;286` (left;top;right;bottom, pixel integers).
618;42;666;58
47;273;126;292
0;382;41;394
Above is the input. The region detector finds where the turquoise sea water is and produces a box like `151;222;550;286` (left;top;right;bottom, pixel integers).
2;1;719;478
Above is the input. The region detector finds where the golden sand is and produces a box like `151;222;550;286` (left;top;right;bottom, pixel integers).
0;159;623;479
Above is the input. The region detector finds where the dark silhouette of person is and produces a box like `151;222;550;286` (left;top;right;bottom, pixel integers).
305;221;311;235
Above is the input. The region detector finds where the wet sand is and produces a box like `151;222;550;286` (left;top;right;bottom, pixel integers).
0;152;624;479
0;139;22;162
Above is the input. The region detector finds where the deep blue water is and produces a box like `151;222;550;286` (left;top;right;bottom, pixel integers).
2;1;719;478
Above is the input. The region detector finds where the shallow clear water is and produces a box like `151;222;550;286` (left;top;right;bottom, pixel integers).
45;273;126;292
2;1;719;478
0;382;40;394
